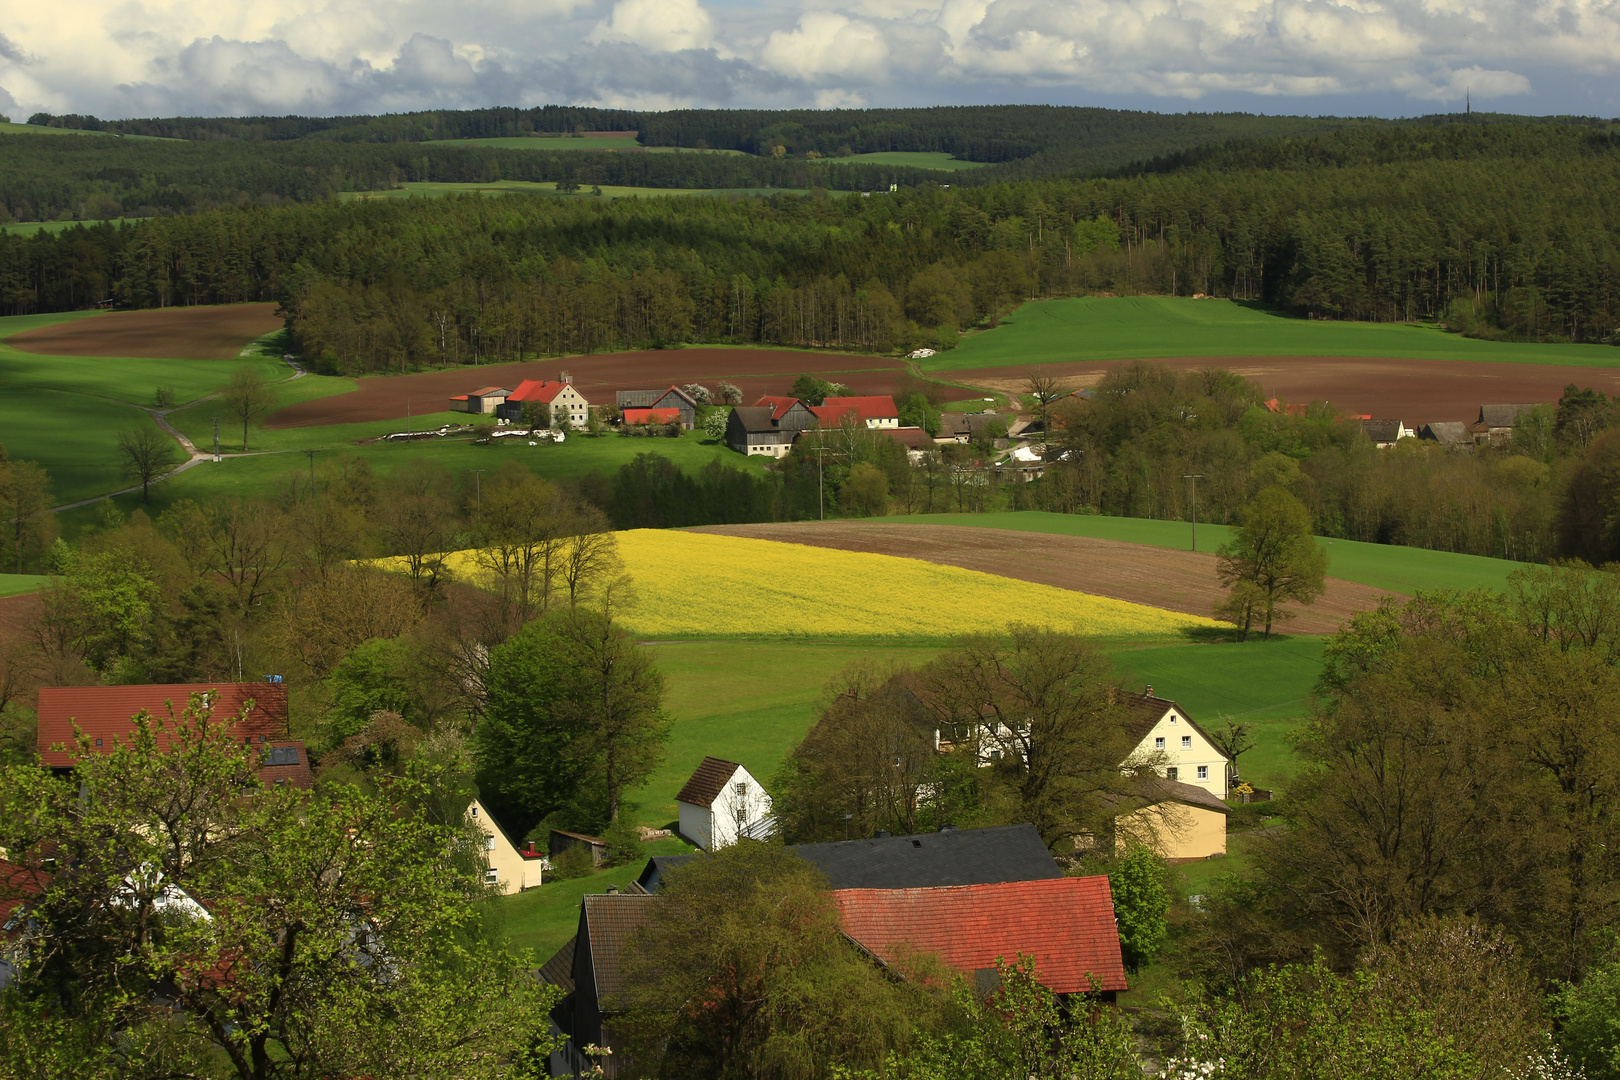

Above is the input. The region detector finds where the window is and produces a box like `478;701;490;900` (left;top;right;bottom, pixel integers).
484;868;499;885
484;836;496;851
1197;765;1209;780
1182;736;1192;749
1154;737;1165;749
1169;716;1177;724
1166;767;1179;780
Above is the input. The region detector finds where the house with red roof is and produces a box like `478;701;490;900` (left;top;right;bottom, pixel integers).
820;395;899;429
496;375;591;429
834;876;1128;998
448;386;510;415
37;683;313;789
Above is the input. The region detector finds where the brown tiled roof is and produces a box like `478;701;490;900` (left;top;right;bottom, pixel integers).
38;683;289;768
257;741;314;789
1476;403;1538;429
1105;777;1231;815
884;427;933;449
583;893;656;1001
539;934;578;993
1118;693;1228;764
675;756;741;809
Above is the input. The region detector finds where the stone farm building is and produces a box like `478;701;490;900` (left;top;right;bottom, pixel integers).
497;376;591;428
37;682;313;789
448;386;510;415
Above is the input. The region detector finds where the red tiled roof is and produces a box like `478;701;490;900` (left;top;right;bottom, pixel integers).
38;684;289;768
809;404;857;427
624;407;681;424
506;379;571;404
469;386;509;397
755;395;803;421
257;741;315;789
675;756;741;808
822;395;898;420
834;876;1127;993
449;394;469;401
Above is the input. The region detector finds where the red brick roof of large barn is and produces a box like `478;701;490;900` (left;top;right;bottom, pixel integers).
809;404;858;426
37;684;290;768
675;756;742;809
822;395;898;421
506;379;571;404
833;876;1128;993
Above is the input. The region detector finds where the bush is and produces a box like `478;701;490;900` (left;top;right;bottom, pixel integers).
550;843;595;880
1109;845;1169;972
601;817;643;867
1555;959;1620;1079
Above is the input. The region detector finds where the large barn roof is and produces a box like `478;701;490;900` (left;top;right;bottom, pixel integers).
38;684;289;768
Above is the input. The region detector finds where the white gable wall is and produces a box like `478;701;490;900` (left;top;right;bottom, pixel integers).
1130;706;1228;800
679;764;776;851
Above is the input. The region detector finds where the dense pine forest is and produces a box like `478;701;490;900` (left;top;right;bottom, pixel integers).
2;121;1617;354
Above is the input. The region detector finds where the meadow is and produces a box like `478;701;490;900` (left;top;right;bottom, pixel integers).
884;511;1523;595
424;135;745;156
929;296;1620;371
0;574;48;598
811;151;988;171
343;181;818;202
2;219;147;236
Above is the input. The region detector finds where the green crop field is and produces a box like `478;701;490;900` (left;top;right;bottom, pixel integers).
0;122;172;141
814;151;989;171
883;511;1522;595
0;574;48;598
344;181;816;202
928;296;1620;371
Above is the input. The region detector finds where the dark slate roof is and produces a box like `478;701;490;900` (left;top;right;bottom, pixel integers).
1361;419;1404;443
1421;421;1471;444
582;893;656;1001
634;824;1062;894
618;389;660;408
1477;403;1538;429
675;756;740;809
539;935;577;993
729;406;778;434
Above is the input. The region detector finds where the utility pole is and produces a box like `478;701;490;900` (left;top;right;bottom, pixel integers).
1182;474;1203;552
808;441;843;521
211;417;220;462
306;449;317;498
470;469;486;506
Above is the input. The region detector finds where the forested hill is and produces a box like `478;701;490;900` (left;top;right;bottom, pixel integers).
3;121;1617;357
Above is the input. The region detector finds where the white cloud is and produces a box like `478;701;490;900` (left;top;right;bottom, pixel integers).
588;0;716;53
0;0;1610;118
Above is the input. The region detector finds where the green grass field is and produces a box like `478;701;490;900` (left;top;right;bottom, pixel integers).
883;511;1522;595
0;574;48;597
930;296;1620;371
424;135;745;156
814;151;989;171
0;122;171;141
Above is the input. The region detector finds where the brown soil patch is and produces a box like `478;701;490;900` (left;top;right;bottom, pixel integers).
267;348;906;428
7;303;282;360
945;356;1620;428
0;592;42;637
688;521;1395;635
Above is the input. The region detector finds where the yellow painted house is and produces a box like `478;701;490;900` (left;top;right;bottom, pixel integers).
1119;689;1230;801
1110;778;1232;862
468;798;549;895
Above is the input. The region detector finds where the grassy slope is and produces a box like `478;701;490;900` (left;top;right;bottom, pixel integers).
929;296;1620;371
816;151;989;171
0;574;48;597
3;219;148;235
882;511;1521;595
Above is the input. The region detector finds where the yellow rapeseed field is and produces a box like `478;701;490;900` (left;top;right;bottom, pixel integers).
422;530;1224;640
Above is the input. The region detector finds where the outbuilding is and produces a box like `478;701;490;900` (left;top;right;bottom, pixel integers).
449;386;510;415
675;756;775;850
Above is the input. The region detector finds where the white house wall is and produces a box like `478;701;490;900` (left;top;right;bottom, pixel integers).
678;800;714;851
709;765;776;848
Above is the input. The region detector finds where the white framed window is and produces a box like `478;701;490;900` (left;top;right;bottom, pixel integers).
1182;736;1192;749
484;836;496;851
1154;737;1165;749
1197;765;1209;780
484;868;499;885
1166;767;1179;780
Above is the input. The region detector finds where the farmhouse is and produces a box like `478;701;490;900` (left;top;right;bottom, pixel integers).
726;405;795;457
1472;403;1540;444
615;386;700;428
1361;418;1415;448
37;683;313;789
468;798;548;894
833;876;1129;998
1119;689;1230;800
635;822;1062;893
497;375;591;428
675;756;775;850
935;412;1003;444
819;395;899;428
448;386;510;415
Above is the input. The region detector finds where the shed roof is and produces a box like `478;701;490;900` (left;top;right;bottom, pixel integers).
675;756;742;809
1476;403;1539;429
37;684;289;768
1421;421;1471;444
539;935;578;994
652;386;699;409
834;876;1128;993
1362;419;1405;442
582;893;656;1001
469;386;510;397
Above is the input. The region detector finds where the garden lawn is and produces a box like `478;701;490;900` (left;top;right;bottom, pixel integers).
0;574;48;597
929;296;1620;371
498;837;694;960
884;511;1521;596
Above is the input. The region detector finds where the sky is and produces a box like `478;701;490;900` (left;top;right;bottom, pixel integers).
2;0;1618;122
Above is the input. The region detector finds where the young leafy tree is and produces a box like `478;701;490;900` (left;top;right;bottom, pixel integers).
115;425;180;503
1215;485;1327;640
218;365;277;451
1109;845;1170;972
0;693;557;1079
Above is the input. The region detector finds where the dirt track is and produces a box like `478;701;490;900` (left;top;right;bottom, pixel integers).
688;521;1394;635
267;347;906;428
943;355;1620;428
7;303;282;360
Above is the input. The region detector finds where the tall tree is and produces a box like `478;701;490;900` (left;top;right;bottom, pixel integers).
116;424;180;503
218;365;277;452
1215;485;1327;640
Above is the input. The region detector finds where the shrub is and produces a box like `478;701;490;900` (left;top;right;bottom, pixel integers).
551;843;595;879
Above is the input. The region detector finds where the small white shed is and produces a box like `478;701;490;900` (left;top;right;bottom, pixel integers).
675;756;776;850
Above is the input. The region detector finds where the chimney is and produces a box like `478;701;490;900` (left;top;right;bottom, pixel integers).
606;884;619;895
874;830;891;839
560;371;572;385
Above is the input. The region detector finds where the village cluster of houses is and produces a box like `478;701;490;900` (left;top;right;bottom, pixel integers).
1262;398;1545;449
28;678;1237;1077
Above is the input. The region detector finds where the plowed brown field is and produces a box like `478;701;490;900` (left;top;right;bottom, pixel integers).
688;521;1395;635
945;355;1620;427
7;303;282;359
266;347;905;428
